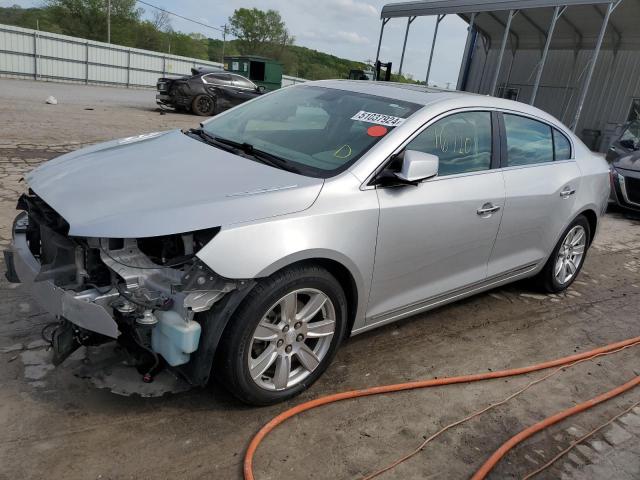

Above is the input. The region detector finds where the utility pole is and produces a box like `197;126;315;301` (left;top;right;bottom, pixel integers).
221;24;227;63
107;0;111;43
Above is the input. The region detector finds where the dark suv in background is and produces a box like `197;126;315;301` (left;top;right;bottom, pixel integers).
156;68;265;116
607;120;640;213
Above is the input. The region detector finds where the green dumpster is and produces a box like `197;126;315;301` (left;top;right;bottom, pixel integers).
224;55;283;91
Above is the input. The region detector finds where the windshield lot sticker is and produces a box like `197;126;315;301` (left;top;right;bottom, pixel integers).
351;111;406;127
367;125;388;137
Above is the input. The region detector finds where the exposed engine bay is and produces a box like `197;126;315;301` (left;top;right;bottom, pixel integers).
11;191;241;384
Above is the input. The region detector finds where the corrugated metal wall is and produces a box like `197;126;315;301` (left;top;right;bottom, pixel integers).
465;41;640;151
0;23;306;88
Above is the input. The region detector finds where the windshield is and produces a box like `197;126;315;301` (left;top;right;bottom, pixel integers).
620;120;640;148
202;85;421;177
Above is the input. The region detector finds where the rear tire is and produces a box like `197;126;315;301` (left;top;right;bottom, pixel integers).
534;215;590;293
216;265;347;405
191;94;216;116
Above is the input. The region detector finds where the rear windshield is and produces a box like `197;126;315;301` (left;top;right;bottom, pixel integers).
202;85;421;177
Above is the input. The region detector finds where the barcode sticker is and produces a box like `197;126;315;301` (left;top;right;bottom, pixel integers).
351;110;406;127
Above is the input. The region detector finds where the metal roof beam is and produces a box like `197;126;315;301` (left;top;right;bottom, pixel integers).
593;3;622;50
398;16;416;76
460;13;493;49
426;14;446;84
381;0;613;18
487;11;520;49
491;9;517;96
519;10;548;40
530;5;564;104
571;0;615;130
558;9;584;48
373;18;390;81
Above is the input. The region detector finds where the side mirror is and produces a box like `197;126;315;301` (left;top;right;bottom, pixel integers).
395;150;439;183
257;85;267;93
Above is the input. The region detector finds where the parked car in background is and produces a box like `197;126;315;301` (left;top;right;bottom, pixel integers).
156;68;265;116
5;81;610;405
606;120;640;212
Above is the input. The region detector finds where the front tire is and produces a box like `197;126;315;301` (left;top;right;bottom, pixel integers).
535;215;590;293
191;94;216;116
217;265;347;405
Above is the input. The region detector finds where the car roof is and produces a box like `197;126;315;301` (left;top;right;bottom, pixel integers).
302;79;487;104
300;79;569;132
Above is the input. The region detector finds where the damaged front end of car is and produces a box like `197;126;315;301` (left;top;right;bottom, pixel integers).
4;191;251;385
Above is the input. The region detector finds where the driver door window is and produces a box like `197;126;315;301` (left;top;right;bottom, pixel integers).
406;111;493;176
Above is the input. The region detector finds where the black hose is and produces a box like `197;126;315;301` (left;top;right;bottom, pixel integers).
132;327;160;378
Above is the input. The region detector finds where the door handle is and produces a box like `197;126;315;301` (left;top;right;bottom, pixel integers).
560;187;576;199
477;203;501;216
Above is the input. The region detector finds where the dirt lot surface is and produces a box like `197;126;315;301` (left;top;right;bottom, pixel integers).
1;78;639;480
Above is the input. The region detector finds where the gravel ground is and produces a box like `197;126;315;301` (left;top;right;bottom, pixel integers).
1;78;639;480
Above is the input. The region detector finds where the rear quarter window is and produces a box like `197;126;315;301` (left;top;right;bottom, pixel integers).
553;129;572;160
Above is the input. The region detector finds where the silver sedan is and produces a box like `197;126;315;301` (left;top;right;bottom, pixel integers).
5;81;610;404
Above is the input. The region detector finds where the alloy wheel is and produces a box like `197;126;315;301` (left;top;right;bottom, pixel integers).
554;225;586;285
248;289;336;391
198;96;212;112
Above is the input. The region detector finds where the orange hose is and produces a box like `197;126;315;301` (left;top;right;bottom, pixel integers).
244;336;640;480
470;375;640;480
522;399;640;480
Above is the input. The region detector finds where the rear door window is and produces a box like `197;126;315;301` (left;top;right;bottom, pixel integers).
405;111;493;176
203;73;231;85
504;114;553;166
232;75;256;89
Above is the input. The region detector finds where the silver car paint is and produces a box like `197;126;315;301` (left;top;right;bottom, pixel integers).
26;129;323;238
18;80;610;337
367;169;506;321
488;161;581;277
196;172;380;330
195;82;609;334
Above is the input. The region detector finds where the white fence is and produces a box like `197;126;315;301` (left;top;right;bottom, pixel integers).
0;23;306;88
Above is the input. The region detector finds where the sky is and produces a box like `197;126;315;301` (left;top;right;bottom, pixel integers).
1;0;470;87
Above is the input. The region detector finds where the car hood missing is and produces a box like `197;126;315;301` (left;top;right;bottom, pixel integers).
26;130;323;238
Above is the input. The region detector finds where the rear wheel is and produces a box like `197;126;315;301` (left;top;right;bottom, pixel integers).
191;94;216;116
535;215;590;293
217;265;347;405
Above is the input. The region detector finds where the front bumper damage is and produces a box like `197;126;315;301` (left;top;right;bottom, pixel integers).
4;197;247;385
10;213;121;338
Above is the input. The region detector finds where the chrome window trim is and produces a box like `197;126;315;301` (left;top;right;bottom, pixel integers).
498;158;577;172
360;105;576;190
201;73;230;85
496;107;576;159
500;110;574;167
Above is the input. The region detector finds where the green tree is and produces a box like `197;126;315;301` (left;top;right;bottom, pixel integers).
0;5;62;32
228;8;293;57
43;0;140;44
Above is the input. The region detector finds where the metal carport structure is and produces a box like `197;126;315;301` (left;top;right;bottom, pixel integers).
376;0;638;141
